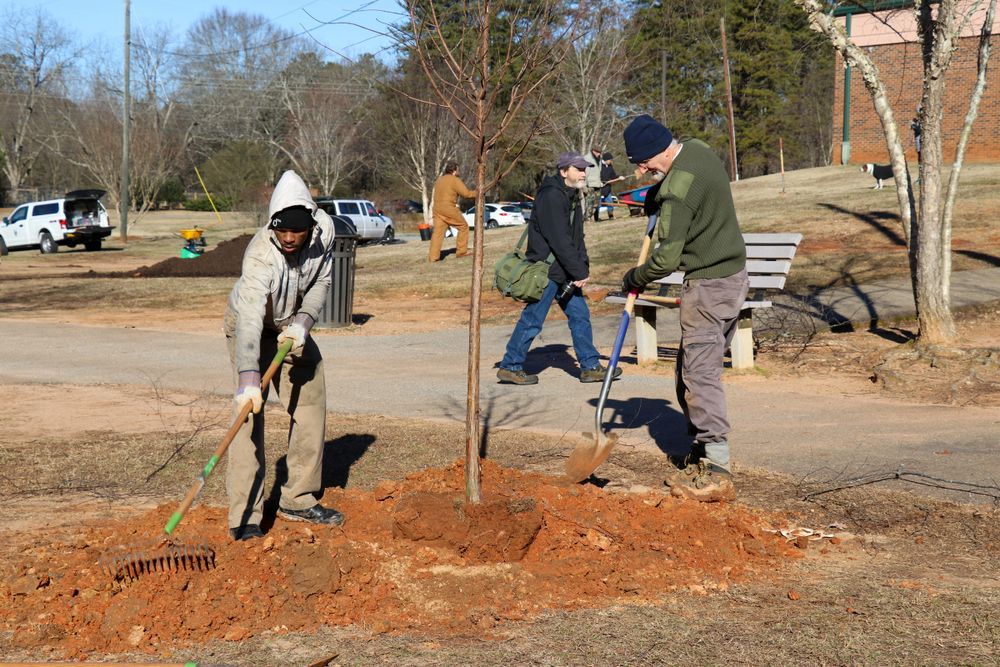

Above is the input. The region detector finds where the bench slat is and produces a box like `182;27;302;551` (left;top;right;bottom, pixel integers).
743;232;803;245
747;275;786;289
654;272;788;288
747;245;798;259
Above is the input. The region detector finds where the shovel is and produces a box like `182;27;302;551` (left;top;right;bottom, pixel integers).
102;340;293;581
564;214;659;483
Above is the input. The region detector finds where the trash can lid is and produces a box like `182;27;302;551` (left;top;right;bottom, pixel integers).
327;214;360;239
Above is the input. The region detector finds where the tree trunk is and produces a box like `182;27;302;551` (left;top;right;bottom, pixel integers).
464;11;491;505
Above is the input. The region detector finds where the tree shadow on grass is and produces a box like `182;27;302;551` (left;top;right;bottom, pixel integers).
955;249;1000;267
819;203;906;247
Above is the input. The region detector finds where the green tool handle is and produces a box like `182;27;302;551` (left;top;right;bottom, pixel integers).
164;340;294;535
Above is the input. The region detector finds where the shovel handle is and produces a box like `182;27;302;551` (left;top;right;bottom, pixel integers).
593;215;659;435
164;340;294;535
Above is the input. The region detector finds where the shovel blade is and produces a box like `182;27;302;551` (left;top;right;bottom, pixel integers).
564;431;620;483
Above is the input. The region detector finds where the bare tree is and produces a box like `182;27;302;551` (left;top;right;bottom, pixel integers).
795;0;997;344
263;56;380;195
547;0;631;154
178;8;309;160
379;68;464;225
400;0;575;501
47;28;192;220
0;8;84;193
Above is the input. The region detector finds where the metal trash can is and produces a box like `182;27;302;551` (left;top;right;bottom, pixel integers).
316;215;359;328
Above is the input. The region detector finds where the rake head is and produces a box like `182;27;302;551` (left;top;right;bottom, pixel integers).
101;540;216;582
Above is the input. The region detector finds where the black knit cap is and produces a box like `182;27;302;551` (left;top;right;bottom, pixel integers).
269;206;314;231
623;114;673;164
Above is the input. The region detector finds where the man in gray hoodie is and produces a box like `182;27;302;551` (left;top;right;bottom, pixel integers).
224;170;344;541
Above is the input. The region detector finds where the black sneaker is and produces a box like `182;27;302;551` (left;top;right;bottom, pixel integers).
229;524;264;541
579;365;623;383
497;368;539;385
277;504;345;526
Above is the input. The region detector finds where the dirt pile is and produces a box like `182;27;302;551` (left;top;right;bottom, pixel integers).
126;234;253;278
1;461;801;659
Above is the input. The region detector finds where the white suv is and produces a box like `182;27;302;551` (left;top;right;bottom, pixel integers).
315;198;394;243
0;189;113;254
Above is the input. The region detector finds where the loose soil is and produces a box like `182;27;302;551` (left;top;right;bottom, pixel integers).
120;234;252;278
2;460;801;660
0;386;996;665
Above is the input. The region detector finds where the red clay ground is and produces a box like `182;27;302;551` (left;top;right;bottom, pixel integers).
0;460;829;661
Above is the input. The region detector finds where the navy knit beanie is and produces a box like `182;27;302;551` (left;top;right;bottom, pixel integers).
623;114;673;164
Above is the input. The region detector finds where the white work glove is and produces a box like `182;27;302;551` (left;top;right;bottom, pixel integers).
277;313;314;355
235;370;263;414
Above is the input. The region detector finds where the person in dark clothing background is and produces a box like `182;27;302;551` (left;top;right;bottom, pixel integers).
496;151;623;386
597;152;618;221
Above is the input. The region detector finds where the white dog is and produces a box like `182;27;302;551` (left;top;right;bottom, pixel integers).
860;163;893;189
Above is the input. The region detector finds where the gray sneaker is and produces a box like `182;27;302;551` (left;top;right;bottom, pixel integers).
497;368;539;385
579;365;623;383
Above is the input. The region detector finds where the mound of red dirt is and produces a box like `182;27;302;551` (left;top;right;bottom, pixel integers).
126;234;253;278
1;461;799;659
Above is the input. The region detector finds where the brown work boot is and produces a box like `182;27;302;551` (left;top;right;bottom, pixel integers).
666;460;736;502
579;364;623;383
497;367;539;385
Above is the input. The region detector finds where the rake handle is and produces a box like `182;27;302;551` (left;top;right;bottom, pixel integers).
164;340;294;535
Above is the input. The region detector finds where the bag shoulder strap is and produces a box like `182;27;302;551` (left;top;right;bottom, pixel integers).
514;218;555;265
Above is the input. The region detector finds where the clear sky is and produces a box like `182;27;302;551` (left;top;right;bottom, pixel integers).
18;0;400;63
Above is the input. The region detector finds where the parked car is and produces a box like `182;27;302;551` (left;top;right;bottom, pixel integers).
462;203;525;228
0;189;114;254
315;198;395;243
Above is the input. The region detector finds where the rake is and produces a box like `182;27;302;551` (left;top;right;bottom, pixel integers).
101;340;292;581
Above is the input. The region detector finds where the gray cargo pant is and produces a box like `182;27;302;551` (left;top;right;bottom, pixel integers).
225;332;327;529
675;268;750;470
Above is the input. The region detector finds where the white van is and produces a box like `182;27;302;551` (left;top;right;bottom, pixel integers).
0;189;114;254
315;198;394;243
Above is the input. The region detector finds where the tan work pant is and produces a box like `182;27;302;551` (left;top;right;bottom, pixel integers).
225;332;327;529
675;268;749;468
428;210;469;262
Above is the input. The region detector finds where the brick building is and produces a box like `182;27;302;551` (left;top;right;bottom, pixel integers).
833;2;1000;164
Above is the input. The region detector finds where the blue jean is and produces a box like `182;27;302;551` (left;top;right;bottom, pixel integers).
500;279;601;371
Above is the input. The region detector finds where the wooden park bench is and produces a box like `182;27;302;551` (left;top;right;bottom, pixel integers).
605;232;803;370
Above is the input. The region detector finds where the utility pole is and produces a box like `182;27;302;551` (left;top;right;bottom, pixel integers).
660;50;667;120
120;0;131;242
720;16;739;182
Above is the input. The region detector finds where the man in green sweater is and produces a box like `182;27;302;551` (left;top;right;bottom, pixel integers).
621;114;749;502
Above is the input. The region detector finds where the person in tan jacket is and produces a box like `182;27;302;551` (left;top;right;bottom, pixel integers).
428;161;476;262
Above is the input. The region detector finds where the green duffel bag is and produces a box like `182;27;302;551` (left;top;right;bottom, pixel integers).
493;226;553;303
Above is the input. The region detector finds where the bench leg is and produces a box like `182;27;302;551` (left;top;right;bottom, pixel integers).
730;310;754;370
634;305;658;365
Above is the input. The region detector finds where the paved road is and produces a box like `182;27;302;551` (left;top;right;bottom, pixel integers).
1;267;997;502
